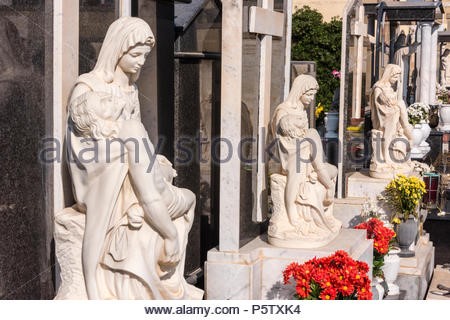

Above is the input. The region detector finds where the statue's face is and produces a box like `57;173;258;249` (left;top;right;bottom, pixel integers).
300;89;317;106
389;73;400;85
118;44;151;75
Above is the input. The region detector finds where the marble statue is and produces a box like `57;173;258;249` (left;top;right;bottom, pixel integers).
369;64;414;179
267;75;342;248
54;17;203;300
440;49;450;88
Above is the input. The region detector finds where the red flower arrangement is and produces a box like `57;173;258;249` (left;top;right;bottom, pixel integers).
354;218;396;278
283;250;372;300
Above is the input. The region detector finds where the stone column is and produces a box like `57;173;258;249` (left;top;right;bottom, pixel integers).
352;4;365;120
429;24;439;105
420;22;432;104
116;0;131;17
219;0;243;252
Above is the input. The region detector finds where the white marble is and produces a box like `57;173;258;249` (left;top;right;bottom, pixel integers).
419;22;432;104
333;197;367;227
346;171;390;199
396;237;434;299
426;265;450;300
429;25;439;104
250;0;285;222
441;49;450;88
219;0;243;252
369;64;414;179
205;229;373;300
248;4;284;37
267;75;341;248
351;4;365;119
55;17;202;300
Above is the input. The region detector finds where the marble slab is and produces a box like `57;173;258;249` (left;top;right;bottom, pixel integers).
334;197;366;227
205;229;373;299
396;238;435;300
426;265;450;300
346;171;390;199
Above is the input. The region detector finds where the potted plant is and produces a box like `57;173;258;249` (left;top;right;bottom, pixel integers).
354;218;396;298
437;85;450;131
381;174;426;257
283;250;372;300
407;102;430;157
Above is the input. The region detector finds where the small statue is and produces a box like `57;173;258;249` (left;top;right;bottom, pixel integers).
55;17;202;300
369;64;414;179
267;75;342;248
441;49;450;88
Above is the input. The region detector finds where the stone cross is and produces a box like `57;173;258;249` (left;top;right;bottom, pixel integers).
249;0;284;223
350;4;367;120
219;0;284;252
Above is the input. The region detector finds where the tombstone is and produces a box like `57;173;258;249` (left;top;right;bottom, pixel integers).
205;0;372;300
0;3;53;299
338;0;439;300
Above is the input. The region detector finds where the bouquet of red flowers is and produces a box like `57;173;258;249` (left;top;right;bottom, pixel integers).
354;218;396;278
283;250;372;300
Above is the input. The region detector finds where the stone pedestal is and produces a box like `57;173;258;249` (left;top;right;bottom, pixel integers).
346;171;391;199
205;229;373;299
334;197;367;227
426;265;450;300
396;236;435;300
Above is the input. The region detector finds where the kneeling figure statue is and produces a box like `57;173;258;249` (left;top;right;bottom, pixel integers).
268;75;342;248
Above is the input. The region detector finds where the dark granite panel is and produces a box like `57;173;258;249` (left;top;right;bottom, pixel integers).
0;3;53;299
79;0;116;75
174;20;202;276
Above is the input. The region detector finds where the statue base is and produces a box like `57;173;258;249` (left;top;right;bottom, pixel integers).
346;171;391;199
205;229;373;299
268;228;340;249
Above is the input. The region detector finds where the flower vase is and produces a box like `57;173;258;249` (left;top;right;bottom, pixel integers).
324;111;339;139
419;122;431;153
381;248;401;296
371;277;386;300
410;124;423;157
438;104;450;131
397;217;418;257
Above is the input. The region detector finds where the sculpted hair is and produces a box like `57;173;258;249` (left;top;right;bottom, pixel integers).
286;74;319;108
69;92;118;140
93;16;155;84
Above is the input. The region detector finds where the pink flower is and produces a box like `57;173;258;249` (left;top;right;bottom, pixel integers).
332;70;341;79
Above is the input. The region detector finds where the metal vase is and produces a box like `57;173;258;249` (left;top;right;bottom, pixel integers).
396;217;418;257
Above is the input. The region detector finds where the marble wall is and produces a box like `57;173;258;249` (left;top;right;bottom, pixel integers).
0;1;53;299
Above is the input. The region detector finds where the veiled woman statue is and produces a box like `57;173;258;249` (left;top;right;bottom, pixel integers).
440;49;450;87
369;64;413;179
54;17;203;300
267;75;341;248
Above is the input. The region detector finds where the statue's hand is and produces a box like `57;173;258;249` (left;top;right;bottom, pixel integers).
324;187;334;206
160;236;181;267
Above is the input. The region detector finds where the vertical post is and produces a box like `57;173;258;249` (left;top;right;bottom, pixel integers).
53;0;79;290
283;0;293;99
353;4;365;120
420;22;432;104
219;0;243;252
415;25;422;102
389;21;396;64
254;0;274;222
429;24;439;105
116;0;132;17
53;0;79;213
